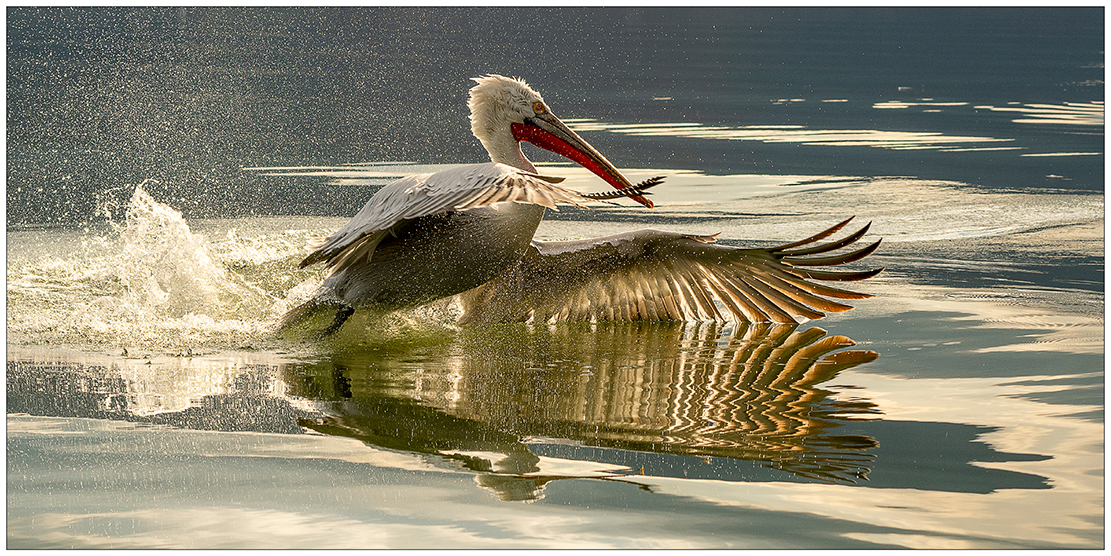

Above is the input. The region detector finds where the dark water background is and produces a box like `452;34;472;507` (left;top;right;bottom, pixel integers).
7;7;1104;226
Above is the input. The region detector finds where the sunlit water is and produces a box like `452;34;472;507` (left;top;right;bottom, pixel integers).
7;7;1104;550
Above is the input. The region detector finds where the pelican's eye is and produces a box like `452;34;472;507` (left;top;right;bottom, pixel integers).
532;101;546;114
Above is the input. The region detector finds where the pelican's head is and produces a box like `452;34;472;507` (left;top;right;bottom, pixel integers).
468;74;652;208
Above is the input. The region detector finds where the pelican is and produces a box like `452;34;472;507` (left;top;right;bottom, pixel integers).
279;74;881;335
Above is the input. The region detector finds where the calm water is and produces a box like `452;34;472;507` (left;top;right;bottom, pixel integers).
6;7;1105;549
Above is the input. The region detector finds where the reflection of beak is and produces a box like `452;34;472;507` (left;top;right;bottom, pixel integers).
511;112;654;208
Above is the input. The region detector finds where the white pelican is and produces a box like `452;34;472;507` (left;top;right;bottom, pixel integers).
279;74;881;335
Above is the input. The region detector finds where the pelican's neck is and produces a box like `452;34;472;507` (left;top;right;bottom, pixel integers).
507;144;537;174
477;130;546;230
481;132;536;173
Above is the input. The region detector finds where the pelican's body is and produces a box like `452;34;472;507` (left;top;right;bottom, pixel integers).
322;167;547;312
279;75;881;335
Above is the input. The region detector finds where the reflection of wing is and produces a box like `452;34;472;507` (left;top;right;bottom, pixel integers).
447;322;883;483
288;321;884;488
300;162;605;273
458;217;882;325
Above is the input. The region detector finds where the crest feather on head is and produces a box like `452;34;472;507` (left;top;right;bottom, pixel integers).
467;74;545;147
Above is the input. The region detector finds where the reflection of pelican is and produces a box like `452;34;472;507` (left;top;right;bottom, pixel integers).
290;323;882;500
447;323;883;482
280;75;881;335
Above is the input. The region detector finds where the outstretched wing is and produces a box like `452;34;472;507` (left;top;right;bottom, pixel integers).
457;217;882;325
300;162;644;272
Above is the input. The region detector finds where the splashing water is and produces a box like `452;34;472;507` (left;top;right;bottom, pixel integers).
7;183;326;353
7;182;470;355
115;185;268;318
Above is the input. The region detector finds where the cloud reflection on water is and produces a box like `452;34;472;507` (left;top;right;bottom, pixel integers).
974;101;1104;126
565;119;1017;152
562;100;1103;158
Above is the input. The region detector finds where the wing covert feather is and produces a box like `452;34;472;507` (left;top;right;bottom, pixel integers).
300;163;607;271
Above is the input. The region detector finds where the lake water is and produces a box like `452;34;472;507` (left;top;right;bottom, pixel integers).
6;7;1104;549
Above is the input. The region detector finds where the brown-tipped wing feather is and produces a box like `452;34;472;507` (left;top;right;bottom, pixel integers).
457;217;882;325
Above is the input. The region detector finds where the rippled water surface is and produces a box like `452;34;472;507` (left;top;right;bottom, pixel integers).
6;7;1104;549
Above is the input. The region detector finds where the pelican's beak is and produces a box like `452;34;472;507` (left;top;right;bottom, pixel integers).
512;112;654;208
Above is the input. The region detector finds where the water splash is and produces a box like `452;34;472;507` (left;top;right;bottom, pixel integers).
6;182;467;354
115;184;270;318
7;183;313;352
